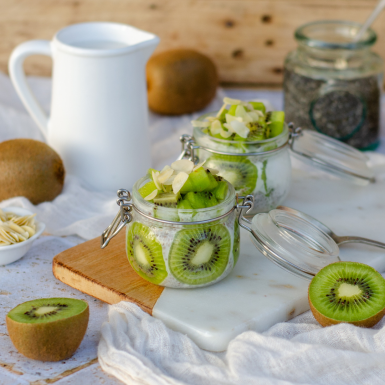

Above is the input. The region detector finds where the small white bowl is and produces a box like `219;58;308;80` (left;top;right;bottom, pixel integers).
0;207;46;266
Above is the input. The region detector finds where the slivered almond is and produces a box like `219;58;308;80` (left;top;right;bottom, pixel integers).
144;189;158;201
205;167;219;175
172;172;189;194
223;97;241;105
191;120;210;128
171;159;194;174
193;160;206;171
158;168;174;184
152;171;162;190
163;175;176;185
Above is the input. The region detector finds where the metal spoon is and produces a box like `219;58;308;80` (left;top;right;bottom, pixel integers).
277;206;385;250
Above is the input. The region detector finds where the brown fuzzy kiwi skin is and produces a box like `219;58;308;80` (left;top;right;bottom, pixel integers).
0;139;65;204
308;289;385;328
146;49;218;115
6;303;89;362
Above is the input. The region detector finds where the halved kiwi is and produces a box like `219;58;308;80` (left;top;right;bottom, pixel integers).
6;298;89;361
168;224;230;285
308;262;385;328
205;155;258;195
126;222;168;285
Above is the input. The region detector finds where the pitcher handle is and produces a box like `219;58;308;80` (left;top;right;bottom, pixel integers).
9;40;52;139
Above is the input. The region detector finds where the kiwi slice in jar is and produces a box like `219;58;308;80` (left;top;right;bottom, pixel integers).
6;298;89;361
169;224;231;285
126;222;168;285
205;154;258;196
309;262;385;328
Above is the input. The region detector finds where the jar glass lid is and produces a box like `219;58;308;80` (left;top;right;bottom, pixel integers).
290;130;375;186
249;208;340;280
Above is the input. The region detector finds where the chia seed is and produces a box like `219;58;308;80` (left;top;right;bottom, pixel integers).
284;69;381;150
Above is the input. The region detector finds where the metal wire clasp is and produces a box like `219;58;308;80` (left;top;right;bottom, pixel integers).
288;122;302;150
101;189;133;249
236;195;254;231
178;134;198;162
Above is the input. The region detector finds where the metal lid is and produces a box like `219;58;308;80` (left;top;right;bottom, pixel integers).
290;128;375;185
249;208;340;280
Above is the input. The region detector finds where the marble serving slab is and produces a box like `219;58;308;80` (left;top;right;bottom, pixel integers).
54;169;385;352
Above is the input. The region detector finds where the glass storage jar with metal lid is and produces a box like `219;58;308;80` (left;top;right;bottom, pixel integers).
188;114;374;216
101;191;345;286
284;20;383;150
101;178;240;288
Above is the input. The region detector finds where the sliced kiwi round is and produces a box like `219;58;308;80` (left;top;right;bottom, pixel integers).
205;155;258;195
6;298;89;361
168;224;230;285
308;262;385;328
126;222;168;285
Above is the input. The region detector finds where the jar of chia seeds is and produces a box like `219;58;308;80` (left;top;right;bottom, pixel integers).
284;20;383;150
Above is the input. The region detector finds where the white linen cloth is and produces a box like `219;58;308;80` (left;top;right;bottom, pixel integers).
1;71;385;385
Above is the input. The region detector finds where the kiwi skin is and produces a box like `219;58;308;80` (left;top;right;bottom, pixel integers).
147;49;218;115
309;296;385;328
6;300;89;362
0;139;65;204
308;262;385;328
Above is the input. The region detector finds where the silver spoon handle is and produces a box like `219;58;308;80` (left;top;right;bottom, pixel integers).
337;236;385;250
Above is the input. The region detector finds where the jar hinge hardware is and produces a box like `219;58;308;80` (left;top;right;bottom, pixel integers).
101;189;133;249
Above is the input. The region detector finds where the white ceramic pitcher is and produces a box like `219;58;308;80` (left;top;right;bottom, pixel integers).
9;22;159;191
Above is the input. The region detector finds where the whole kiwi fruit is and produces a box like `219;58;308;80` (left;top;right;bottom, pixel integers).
6;298;89;361
147;49;218;115
0;139;65;204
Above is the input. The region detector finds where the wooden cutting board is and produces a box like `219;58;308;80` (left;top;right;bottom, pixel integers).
52;231;164;314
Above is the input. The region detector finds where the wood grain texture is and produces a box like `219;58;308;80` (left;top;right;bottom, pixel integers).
1;0;385;84
52;230;164;314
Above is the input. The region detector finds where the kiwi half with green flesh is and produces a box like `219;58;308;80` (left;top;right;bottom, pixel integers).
205;155;258;195
308;262;385;328
169;224;231;285
6;298;89;361
127;222;168;285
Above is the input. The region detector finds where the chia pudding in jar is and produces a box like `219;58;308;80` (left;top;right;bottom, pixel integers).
123;162;240;288
191;97;291;214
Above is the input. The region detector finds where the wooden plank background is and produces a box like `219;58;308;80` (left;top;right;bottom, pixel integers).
1;0;385;85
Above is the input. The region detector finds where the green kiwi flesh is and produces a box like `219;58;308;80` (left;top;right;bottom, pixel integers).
185;191;218;209
126;222;168;285
308;262;385;327
205;155;258;195
139;181;157;198
6;298;89;361
168;224;231;285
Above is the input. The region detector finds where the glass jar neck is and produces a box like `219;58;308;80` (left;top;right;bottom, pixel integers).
297;44;370;70
294;20;377;71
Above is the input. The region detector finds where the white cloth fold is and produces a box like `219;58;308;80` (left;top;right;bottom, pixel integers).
98;302;385;385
